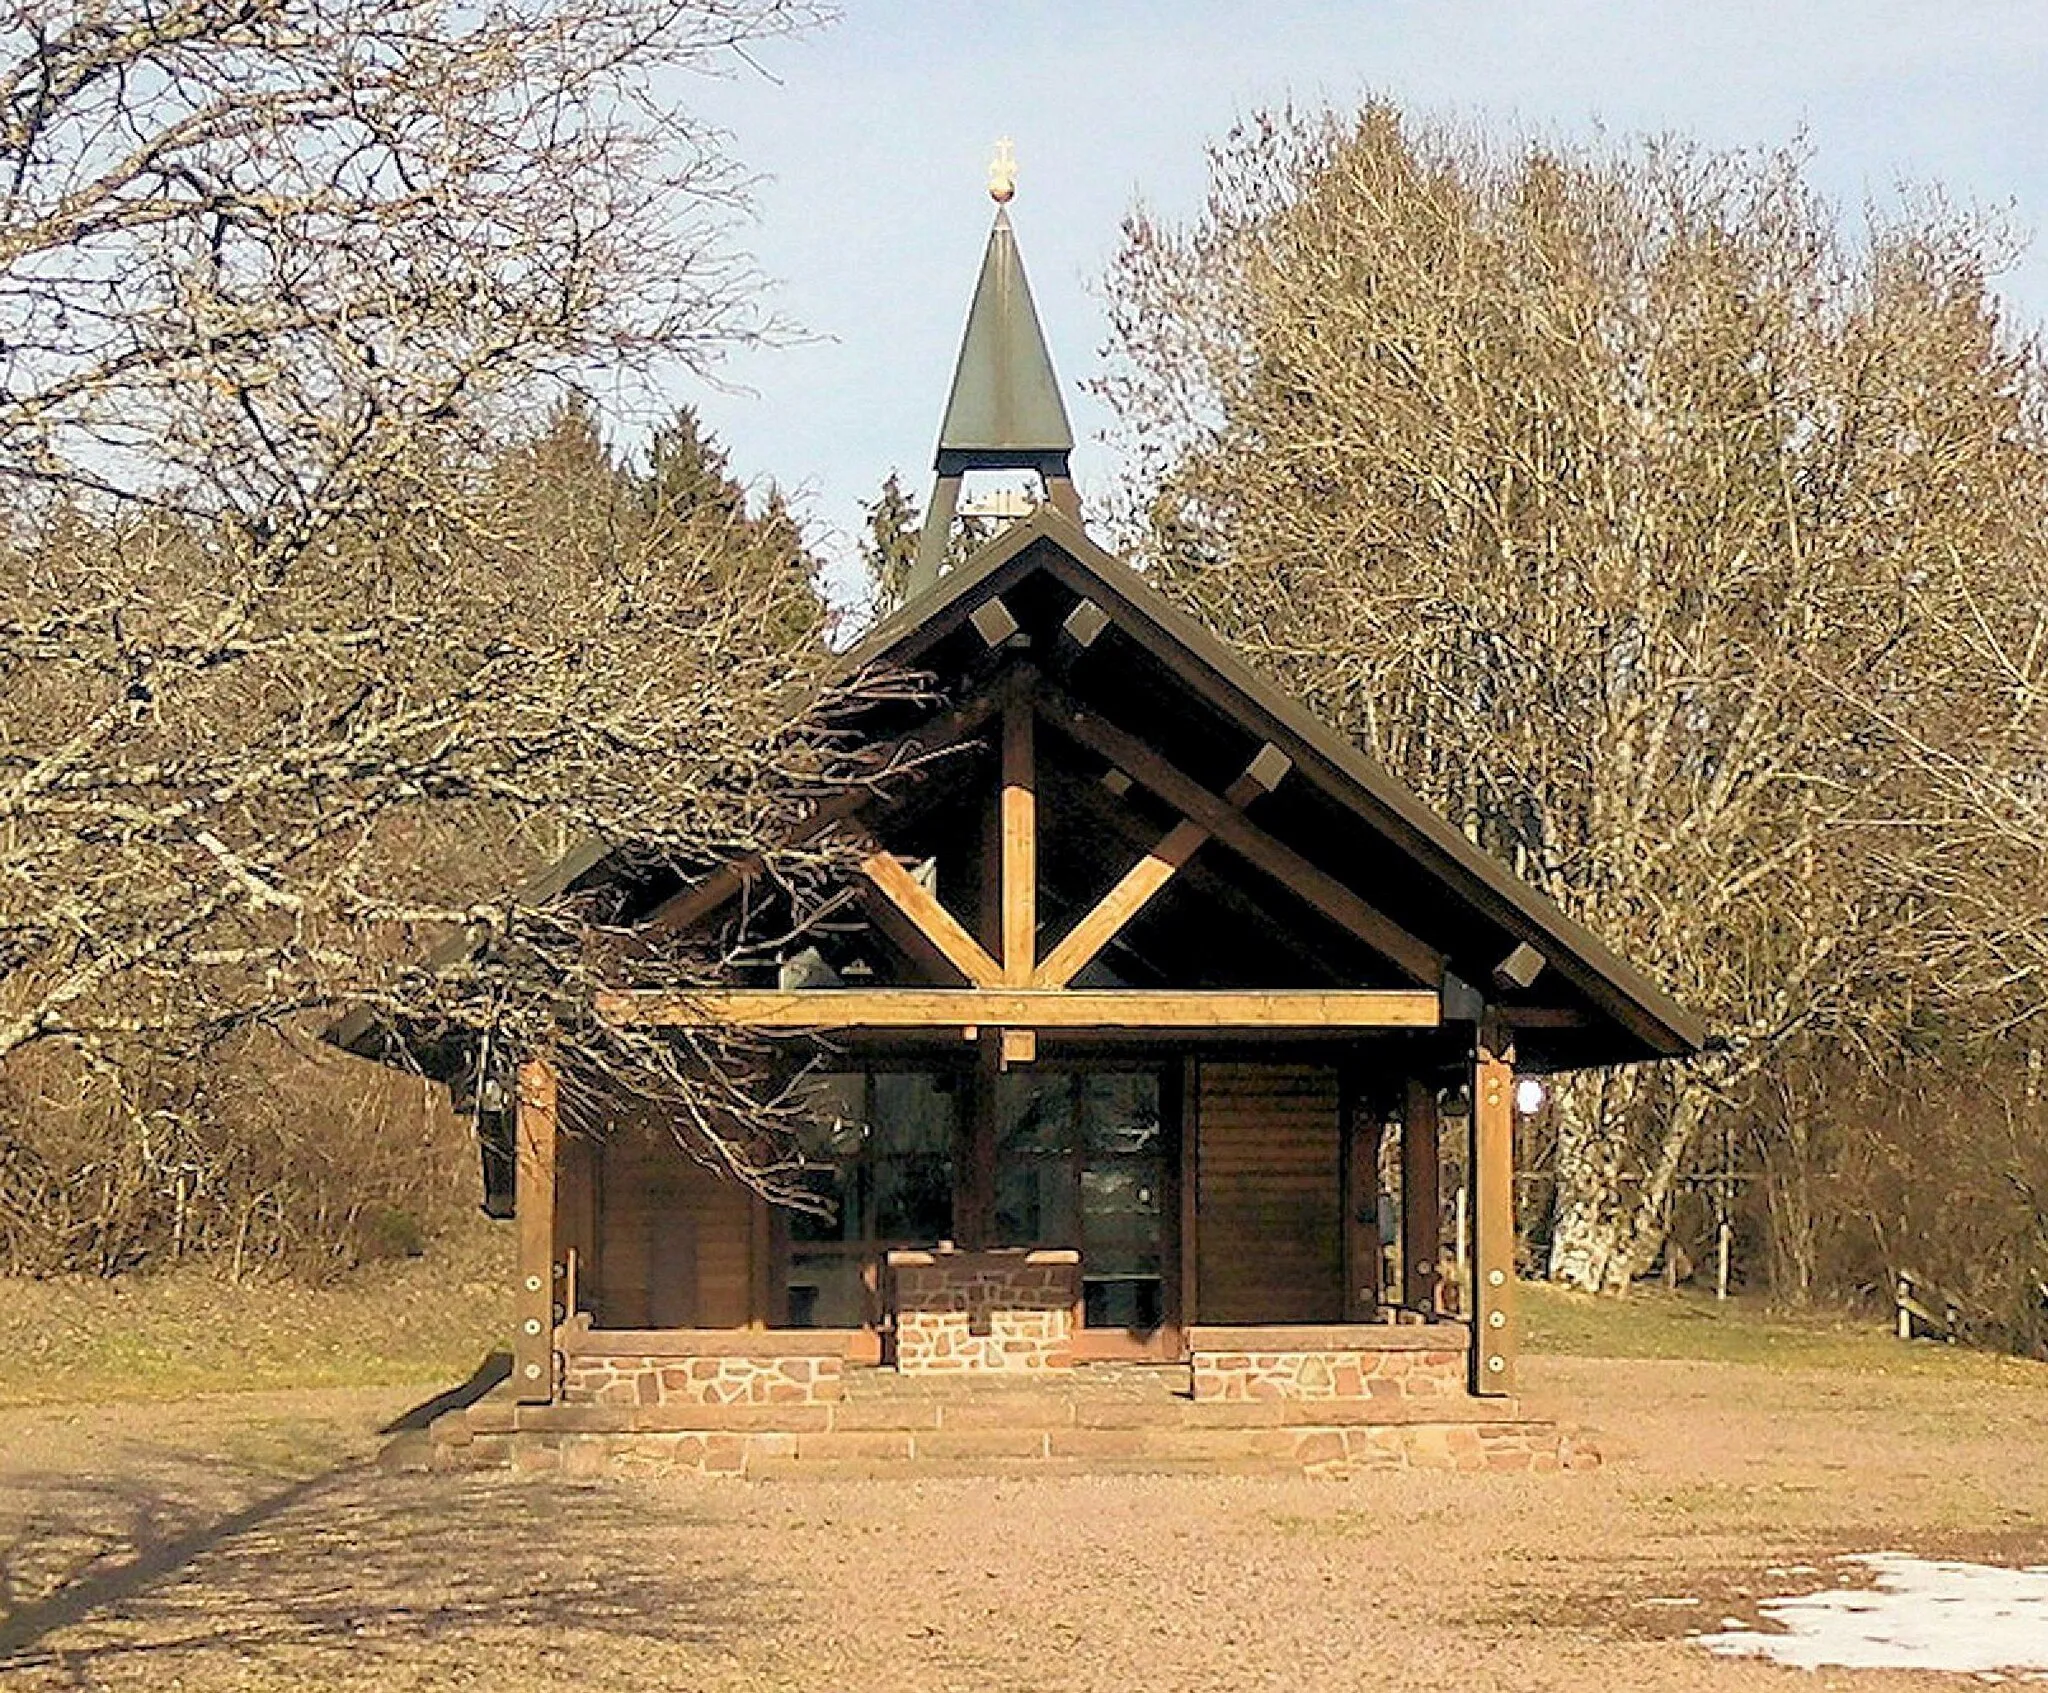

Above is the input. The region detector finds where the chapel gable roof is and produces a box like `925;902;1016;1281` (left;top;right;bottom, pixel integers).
837;506;1706;1072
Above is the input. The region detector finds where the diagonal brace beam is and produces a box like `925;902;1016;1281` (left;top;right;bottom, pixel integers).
1038;691;1445;988
1032;750;1286;989
857;843;1004;988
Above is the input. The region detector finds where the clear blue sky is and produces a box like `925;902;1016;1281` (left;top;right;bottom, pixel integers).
666;1;2048;598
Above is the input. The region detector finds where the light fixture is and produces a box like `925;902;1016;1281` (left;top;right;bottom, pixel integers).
1514;1077;1547;1117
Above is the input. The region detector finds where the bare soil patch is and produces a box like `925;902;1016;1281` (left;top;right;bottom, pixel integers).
2;1344;2044;1691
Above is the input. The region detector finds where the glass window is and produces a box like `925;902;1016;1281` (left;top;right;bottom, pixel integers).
870;1072;956;1241
1079;1072;1164;1330
993;1072;1077;1247
785;1252;869;1328
992;1070;1167;1332
783;1069;958;1328
790;1071;869;1244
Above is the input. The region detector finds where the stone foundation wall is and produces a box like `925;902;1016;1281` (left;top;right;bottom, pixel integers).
561;1352;843;1407
429;1416;1597;1480
889;1248;1078;1373
555;1324;853;1407
1188;1324;1469;1402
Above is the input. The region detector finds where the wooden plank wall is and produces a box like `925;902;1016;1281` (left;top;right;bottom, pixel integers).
589;1117;754;1329
1195;1062;1345;1323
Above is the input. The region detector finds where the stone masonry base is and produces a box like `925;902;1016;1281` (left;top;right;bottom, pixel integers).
419;1387;1597;1481
1187;1324;1469;1402
555;1321;855;1407
887;1248;1079;1373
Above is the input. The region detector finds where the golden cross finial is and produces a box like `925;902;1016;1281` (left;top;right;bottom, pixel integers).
988;137;1017;204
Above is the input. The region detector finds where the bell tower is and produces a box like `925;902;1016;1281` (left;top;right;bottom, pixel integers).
907;141;1080;599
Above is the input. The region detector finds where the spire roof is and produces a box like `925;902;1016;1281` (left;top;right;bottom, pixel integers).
933;207;1073;471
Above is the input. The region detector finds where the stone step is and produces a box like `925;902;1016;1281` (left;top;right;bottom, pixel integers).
454;1390;1522;1441
422;1417;1588;1478
746;1454;1304;1482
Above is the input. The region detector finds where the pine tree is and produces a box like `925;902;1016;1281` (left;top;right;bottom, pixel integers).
859;471;1002;616
860;471;923;613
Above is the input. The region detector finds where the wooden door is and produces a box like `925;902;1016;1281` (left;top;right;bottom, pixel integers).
1195;1062;1345;1323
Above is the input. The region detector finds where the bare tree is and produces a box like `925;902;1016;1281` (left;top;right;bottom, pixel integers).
1101;106;2048;1290
0;0;956;1212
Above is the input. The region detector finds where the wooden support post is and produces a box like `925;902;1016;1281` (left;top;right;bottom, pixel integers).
514;1054;559;1404
1001;690;1036;984
1340;1069;1383;1320
1470;1028;1517;1396
1178;1058;1200;1333
962;1035;1001;1250
1401;1076;1442;1312
749;1191;775;1329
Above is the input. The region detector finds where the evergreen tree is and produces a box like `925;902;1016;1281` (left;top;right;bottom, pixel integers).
859;471;1002;617
860;471;923;613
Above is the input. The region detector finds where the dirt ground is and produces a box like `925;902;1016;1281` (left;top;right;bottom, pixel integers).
3;1348;2045;1692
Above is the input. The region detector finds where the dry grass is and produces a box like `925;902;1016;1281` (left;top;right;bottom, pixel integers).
1521;1278;2041;1381
0;1216;512;1406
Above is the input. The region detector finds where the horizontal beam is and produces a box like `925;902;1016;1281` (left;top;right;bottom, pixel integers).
597;988;1441;1031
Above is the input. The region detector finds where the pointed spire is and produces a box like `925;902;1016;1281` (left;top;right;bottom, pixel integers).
908;150;1080;601
933;206;1074;470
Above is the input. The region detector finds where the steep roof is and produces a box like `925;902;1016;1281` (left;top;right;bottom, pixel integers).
932;208;1074;472
842;508;1707;1072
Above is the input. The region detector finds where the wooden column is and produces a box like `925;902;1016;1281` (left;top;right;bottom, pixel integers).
514;1054;559;1404
960;1035;1001;1250
1469;1027;1517;1396
1000;690;1036;985
1340;1069;1384;1319
1178;1057;1200;1332
1401;1076;1442;1312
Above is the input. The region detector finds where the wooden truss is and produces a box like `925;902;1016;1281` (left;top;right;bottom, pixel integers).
609;665;1449;1036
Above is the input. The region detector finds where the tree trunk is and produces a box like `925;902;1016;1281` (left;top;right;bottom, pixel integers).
1547;1071;1636;1292
1547;1071;1708;1293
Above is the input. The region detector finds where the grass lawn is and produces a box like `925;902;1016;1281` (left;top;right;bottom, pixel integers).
0;1217;513;1405
1520;1278;2041;1383
8;1240;2032;1405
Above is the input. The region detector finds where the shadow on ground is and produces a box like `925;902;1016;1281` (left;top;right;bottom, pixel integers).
378;1351;512;1434
0;1376;771;1691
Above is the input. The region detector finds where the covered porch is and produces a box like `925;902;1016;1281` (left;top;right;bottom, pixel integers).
507;996;1524;1416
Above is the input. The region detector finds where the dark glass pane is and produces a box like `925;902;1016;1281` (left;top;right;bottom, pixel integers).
1080;1165;1162;1277
870;1072;956;1241
786;1252;868;1328
1079;1072;1160;1157
791;1070;868;1242
991;1073;1076;1247
1084;1276;1163;1331
1077;1072;1163;1328
996;1072;1076;1155
994;1155;1078;1246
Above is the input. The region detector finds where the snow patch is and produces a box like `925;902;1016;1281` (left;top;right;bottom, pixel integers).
1697;1553;2048;1676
